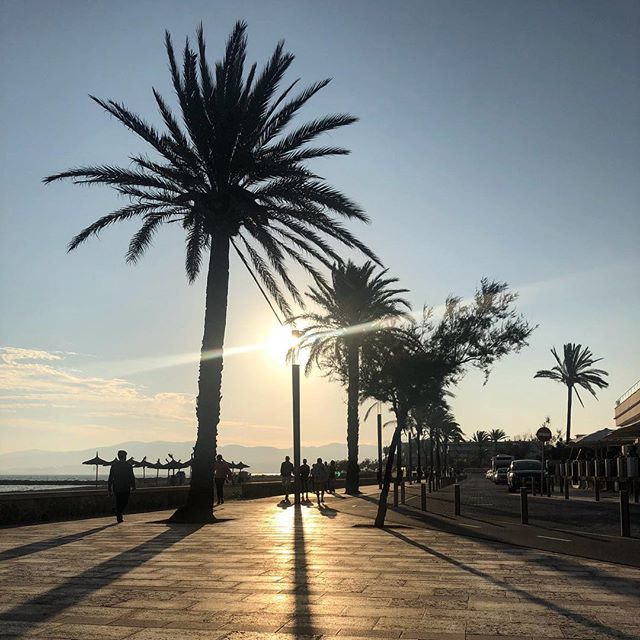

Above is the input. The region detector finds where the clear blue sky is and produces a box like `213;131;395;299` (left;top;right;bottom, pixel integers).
1;0;638;453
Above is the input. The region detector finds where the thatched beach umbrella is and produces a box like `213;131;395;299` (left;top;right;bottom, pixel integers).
147;458;164;484
236;462;250;470
82;452;108;488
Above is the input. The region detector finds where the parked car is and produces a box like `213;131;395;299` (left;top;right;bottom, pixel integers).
507;459;544;492
493;467;508;484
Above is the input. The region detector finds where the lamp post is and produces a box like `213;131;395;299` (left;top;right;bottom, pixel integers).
377;405;383;489
291;329;302;506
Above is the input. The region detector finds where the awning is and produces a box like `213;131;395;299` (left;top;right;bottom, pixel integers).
601;422;640;445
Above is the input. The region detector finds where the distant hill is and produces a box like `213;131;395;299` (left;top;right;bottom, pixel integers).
0;441;378;476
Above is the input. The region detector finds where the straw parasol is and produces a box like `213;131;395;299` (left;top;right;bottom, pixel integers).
236;461;250;470
82;452;109;487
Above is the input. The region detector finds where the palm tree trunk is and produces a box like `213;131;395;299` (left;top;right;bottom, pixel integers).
429;430;434;479
566;385;573;442
169;235;230;523
416;430;422;479
443;441;448;475
435;436;441;479
375;405;407;528
407;433;413;482
345;343;360;494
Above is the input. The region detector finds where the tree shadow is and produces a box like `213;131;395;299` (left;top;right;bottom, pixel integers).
0;524;115;561
2;523;203;638
385;528;638;640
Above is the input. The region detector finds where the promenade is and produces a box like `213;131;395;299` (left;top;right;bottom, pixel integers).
1;489;639;640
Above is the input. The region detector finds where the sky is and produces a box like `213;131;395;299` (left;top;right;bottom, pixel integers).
1;0;639;455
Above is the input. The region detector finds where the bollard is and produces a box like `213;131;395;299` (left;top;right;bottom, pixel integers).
428;478;433;493
454;483;461;516
634;480;639;504
595;478;600;502
401;481;406;505
393;482;399;507
546;474;551;497
520;487;529;525
421;482;427;511
620;488;630;537
564;477;570;500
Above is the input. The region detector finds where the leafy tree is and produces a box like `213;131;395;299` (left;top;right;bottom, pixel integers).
471;430;490;466
361;279;534;527
534;343;608;442
294;261;409;493
45;23;375;522
489;428;507;456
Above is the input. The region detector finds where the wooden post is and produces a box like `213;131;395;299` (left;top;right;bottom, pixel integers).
454;483;461;516
520;487;529;525
421;482;427;511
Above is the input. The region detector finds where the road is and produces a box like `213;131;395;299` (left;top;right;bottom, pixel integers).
349;472;640;566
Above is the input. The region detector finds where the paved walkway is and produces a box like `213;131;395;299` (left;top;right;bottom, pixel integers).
1;491;639;640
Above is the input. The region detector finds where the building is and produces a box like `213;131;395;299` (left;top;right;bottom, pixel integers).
614;380;640;429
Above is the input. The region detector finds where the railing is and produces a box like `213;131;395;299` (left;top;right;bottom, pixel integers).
616;379;640;406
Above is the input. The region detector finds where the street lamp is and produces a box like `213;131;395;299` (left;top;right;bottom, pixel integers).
290;329;302;506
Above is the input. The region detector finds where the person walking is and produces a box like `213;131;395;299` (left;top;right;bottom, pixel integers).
311;458;329;506
300;458;311;502
328;460;337;494
280;455;294;502
214;454;232;505
107;450;136;523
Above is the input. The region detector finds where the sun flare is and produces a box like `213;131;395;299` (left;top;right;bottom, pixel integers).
264;326;299;363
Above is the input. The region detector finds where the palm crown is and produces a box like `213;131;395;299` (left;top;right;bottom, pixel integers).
296;260;411;376
534;343;609;404
44;21;376;317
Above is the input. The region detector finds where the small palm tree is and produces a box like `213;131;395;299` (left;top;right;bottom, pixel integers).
489;428;507;456
534;343;608;442
295;261;410;493
471;430;490;466
45;23;376;522
441;420;464;474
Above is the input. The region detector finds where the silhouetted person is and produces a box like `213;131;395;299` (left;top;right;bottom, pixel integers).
280;455;294;501
328;460;337;494
108;450;136;523
300;458;311;502
214;454;232;505
312;458;329;506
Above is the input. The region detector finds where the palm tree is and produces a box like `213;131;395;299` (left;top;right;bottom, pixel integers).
45;23;376;522
441;420;464;475
534;343;609;442
489;428;507;456
294;261;410;493
471;430;490;466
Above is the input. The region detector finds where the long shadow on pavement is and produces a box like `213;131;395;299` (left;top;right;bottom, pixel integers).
1;523;203;638
386;528;638;640
0;524;115;562
291;505;316;637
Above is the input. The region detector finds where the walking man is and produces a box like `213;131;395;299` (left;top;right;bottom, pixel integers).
214;454;232;505
280;455;294;502
300;458;311;502
108;450;136;523
311;458;329;506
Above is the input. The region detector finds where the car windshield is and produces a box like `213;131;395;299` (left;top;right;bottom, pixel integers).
512;460;541;471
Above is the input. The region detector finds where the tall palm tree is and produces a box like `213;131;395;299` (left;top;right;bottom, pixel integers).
489;428;507;456
295;261;410;493
44;22;376;522
471;430;490;466
441;419;464;474
534;343;609;442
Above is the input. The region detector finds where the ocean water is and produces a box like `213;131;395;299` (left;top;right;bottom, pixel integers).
0;484;86;493
0;475;102;493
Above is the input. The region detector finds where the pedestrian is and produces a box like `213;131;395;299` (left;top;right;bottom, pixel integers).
328;460;337;494
214;454;232;505
280;455;294;502
300;458;311;502
107;450;136;524
312;457;329;506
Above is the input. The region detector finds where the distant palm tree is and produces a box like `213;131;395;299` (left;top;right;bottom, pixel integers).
441;420;464;474
471;430;490;466
295;261;410;493
489;428;507;456
45;22;376;522
534;343;608;442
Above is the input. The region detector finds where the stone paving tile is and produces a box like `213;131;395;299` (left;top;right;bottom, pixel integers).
1;490;639;640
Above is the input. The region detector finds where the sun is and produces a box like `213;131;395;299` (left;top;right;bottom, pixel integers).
264;326;299;363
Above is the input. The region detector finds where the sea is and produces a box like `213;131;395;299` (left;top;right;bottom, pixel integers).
0;475;102;493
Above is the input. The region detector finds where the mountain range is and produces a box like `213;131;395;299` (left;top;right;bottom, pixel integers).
0;441;379;475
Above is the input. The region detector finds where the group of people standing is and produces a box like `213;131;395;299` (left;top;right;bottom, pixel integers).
280;456;337;505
